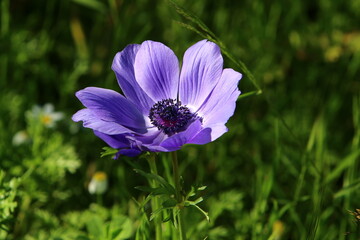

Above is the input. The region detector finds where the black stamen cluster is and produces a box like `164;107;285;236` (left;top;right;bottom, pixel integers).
149;99;194;135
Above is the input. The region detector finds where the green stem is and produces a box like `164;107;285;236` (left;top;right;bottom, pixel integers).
96;193;103;206
147;154;163;240
171;151;187;240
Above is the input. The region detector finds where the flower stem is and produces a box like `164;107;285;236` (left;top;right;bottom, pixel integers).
96;193;103;206
171;151;187;240
147;154;163;240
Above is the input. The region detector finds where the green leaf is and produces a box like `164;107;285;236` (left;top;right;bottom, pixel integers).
162;214;172;223
334;179;360;198
185;197;204;206
100;147;118;158
325;149;360;184
197;185;207;191
149;207;167;222
85;215;105;239
162;198;177;208
237;90;263;100
134;169;175;195
186;184;207;198
108;215;133;240
192;204;210;222
135;186;172;195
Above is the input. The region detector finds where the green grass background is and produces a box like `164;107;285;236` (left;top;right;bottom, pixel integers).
0;0;359;239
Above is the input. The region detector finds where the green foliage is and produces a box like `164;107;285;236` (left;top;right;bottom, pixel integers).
101;147;119;158
21;204;134;240
0;171;20;235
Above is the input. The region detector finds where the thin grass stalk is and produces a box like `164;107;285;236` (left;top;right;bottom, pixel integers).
171;151;187;240
147;154;163;240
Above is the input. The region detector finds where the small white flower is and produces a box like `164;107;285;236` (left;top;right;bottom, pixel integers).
12;130;30;146
88;171;108;195
30;103;64;128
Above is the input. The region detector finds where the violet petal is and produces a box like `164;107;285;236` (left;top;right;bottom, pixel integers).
72;109;133;135
93;131;130;149
112;44;154;114
75;87;147;133
189;124;228;144
179;40;223;111
197;68;242;126
119;149;142;157
160;120;202;151
134;41;179;102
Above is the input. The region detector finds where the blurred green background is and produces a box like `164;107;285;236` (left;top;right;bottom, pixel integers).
1;0;360;239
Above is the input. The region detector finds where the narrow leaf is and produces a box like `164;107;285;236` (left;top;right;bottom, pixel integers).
134;169;176;195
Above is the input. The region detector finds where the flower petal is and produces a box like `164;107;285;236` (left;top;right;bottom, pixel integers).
189;124;228;144
118;149;142;157
134;41;179;102
75;87;147;133
112;44;154;114
179;40;223;111
160;120;202;151
43;103;54;113
207;124;228;141
187;128;212;145
197;68;242;126
51;112;64;121
131;128;166;146
123;128;168;152
93;131;130;149
72;109;133;135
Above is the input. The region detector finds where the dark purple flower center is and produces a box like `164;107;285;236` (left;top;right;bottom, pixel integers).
149;99;194;135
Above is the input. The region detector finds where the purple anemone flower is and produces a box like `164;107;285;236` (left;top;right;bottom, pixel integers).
72;40;242;158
